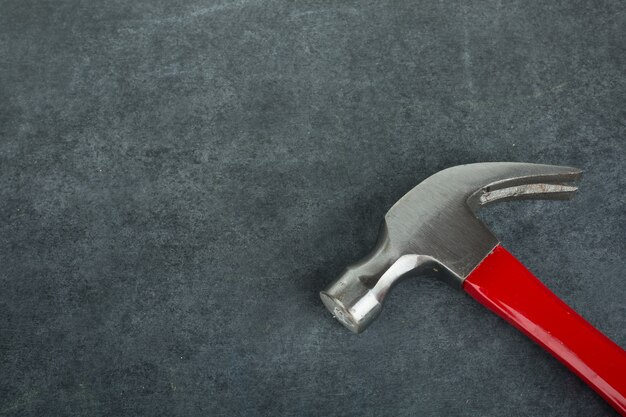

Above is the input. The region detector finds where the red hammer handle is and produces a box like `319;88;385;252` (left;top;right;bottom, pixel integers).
463;245;626;415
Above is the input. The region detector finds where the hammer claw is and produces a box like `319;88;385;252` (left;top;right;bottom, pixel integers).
476;183;579;206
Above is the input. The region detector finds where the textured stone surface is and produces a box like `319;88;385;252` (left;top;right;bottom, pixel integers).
1;0;625;416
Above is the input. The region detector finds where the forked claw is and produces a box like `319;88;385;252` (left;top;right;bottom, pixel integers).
461;164;582;209
477;183;579;206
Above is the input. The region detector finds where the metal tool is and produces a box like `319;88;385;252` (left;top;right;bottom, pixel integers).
320;162;626;415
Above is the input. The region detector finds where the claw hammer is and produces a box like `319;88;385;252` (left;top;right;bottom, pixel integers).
320;162;626;415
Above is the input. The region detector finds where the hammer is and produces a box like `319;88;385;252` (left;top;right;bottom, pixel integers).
320;162;626;415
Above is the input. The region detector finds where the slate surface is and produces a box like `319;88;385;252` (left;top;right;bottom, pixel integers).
1;0;625;416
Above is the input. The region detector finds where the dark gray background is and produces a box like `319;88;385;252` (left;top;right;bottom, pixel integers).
1;0;625;416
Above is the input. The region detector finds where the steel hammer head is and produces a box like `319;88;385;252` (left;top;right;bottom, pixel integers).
320;162;582;333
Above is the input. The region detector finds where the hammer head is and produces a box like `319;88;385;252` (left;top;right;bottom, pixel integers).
320;162;581;333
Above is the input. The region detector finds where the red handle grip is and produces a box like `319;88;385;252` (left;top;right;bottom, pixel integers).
463;245;626;415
